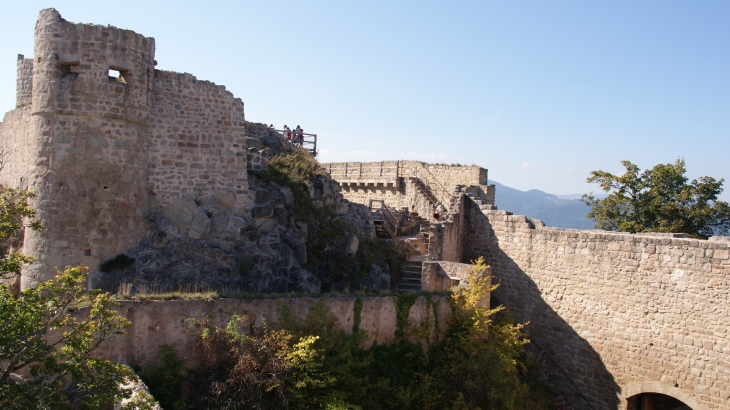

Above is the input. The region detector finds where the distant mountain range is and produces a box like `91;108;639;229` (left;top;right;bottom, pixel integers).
490;181;607;229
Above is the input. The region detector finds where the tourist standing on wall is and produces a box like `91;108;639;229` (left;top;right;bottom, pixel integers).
284;125;292;142
295;125;304;147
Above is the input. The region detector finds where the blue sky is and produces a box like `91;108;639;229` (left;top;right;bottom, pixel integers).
1;1;728;199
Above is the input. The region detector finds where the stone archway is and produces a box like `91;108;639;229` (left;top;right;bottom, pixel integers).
621;382;705;410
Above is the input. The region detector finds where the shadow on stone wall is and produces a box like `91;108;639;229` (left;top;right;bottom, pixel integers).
464;200;621;409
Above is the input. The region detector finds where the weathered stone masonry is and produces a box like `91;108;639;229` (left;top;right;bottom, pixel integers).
0;9;252;289
463;201;730;410
328;162;730;409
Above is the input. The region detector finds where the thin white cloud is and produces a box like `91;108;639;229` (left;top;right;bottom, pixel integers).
518;162;537;170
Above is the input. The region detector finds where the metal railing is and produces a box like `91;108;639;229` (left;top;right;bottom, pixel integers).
401;161;452;212
274;129;317;156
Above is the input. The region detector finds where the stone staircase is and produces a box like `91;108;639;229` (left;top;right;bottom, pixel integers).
409;176;440;208
467;193;497;211
395;233;429;292
396;258;425;292
369;200;398;239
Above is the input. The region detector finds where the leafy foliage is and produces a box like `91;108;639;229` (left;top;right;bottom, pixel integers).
0;188;141;408
0;188;41;281
138;344;189;409
0;266;135;409
180;258;556;409
582;159;730;238
252;149;401;291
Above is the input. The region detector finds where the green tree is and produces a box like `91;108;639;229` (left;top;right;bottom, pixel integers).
0;266;139;409
0;188;149;409
0;188;42;282
582;159;730;239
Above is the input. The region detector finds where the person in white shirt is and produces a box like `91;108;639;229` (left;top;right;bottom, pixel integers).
434;202;444;221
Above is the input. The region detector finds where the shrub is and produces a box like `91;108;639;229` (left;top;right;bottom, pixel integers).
179;258;557;409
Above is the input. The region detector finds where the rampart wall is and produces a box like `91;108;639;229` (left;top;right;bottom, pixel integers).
147;71;248;212
463;198;730;409
417;163;487;189
93;295;451;369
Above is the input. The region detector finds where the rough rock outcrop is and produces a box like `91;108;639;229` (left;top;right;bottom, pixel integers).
93;124;379;295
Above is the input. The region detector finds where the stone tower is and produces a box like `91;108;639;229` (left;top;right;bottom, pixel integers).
0;9;250;290
19;9;155;289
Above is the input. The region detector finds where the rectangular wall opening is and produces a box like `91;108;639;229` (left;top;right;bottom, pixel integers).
59;63;79;80
108;68;127;84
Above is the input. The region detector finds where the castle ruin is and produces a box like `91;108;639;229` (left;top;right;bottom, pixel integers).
1;9;729;410
1;9;253;290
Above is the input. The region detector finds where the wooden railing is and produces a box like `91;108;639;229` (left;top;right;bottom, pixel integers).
369;199;398;239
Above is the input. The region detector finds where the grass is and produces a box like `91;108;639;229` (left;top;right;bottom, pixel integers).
113;283;450;301
116;283;219;300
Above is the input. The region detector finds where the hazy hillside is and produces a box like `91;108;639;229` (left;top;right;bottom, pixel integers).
491;181;599;229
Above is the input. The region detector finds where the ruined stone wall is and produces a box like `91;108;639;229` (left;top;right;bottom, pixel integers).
92;295;451;369
421;261;485;292
0;9;257;289
0;106;36;189
464;199;730;410
427;191;467;262
147;71;249;212
16;55;33;108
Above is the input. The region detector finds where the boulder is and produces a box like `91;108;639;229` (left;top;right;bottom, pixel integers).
215;190;237;209
252;204;274;218
359;264;391;292
293;268;321;293
161;198;211;239
345;233;359;255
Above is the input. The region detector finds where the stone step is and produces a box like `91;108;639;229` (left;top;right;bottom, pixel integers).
397;279;421;286
397;284;421;292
